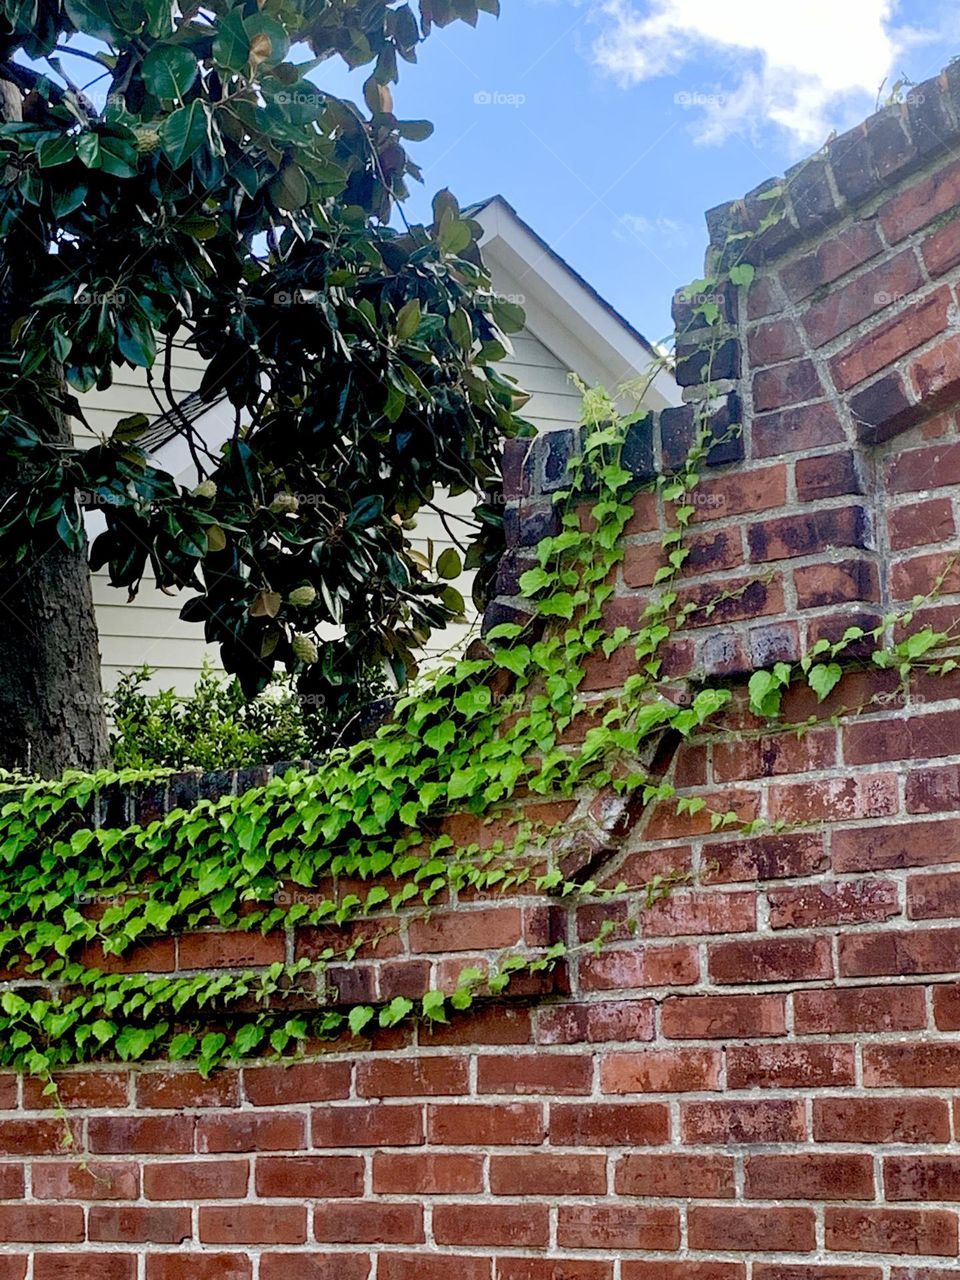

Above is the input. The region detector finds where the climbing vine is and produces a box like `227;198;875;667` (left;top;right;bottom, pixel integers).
1;256;958;1083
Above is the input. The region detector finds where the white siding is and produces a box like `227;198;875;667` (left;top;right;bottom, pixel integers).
76;326;587;690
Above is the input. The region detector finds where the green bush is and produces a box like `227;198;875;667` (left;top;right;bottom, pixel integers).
107;662;390;772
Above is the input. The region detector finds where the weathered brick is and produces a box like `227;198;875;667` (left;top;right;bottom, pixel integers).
768;879;900;928
88;1206;192;1244
794;985;927;1034
557;1204;679;1251
147;1256;252;1280
753;359;824;412
831;285;953;390
727;1044;855;1089
601;1048;721;1094
840;927;960;977
752;402;846;458
802;249;923;347
616;1153;734;1199
373;1153;484;1194
199;1204;307;1245
312;1106;423;1148
747;505;870;563
313;1201;422;1244
688;1205;815;1253
826;1207;958;1257
356;1057;468;1098
864;1043;960;1087
548;1102;670;1147
889;496;956;549
744;1153;875;1201
708;935;833;984
490;1153;607;1196
427;1103;544;1146
434;1203;549;1248
814;1096;950;1144
660;993;785;1039
681;1099;806;1144
881;156;960;242
477;1054;592;1096
255;1156;363;1199
834;817;960;871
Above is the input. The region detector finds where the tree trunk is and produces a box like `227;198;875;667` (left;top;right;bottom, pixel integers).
0;68;109;777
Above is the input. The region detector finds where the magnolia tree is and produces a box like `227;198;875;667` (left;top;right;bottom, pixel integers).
0;0;528;776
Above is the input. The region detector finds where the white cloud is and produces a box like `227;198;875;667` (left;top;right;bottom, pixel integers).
590;0;938;147
616;212;691;245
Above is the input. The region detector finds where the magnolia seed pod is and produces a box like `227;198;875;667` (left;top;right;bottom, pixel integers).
192;479;218;500
288;585;317;607
134;127;162;153
292;632;318;664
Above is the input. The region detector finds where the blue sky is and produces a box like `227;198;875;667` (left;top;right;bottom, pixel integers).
332;0;960;345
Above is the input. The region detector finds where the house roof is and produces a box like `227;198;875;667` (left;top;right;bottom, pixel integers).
469;194;680;413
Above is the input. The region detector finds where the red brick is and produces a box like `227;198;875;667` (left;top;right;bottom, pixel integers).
616;1153;734;1199
312;1105;423;1148
815;1096;950;1144
795;984;928;1035
748;505;869;563
795;559;880;608
803;250;923;347
314;1201;422;1244
537;1000;655;1044
826;1206;958;1257
886;440;960;493
924;216;960;276
781;222;884;302
21;1072;128;1110
0;1262;25;1280
144;1159;248;1200
490;1153;607;1196
688;1205;815;1252
769;879;900;929
178;929;284;968
260;1258;371;1280
356;1056;468;1098
578;943;699;991
33;1258;135;1280
795;450;865;502
0;1120;79;1156
753;359;824;411
887;1156;960;1202
136;1070;239;1109
831;286;953;390
623;529;742;588
87;1116;194;1154
727;1043;855;1089
713;730;836;783
408;906;523;953
200;1204;306;1244
754;1270;880;1280
745;1153;875;1200
434;1203;548;1248
934;984;960;1029
704;833;827;883
840;927;960;977
891;1271;960;1280
548;1101;670;1146
908;766;960;813
477;1054;592;1095
661;993;786;1039
674;467;785;527
639;890;756;937
421;1005;532;1046
243;1061;351;1106
708;935;833;984
379;1258;489;1280
682;1099;806;1144
601;1048;720;1094
0;1205;83;1242
88;1206;192;1243
255;1156;363;1198
623;1267;744;1280
373;1153;483;1194
79;938;176;974
834;818;960;871
889;497;956;550
752;402;846;458
557;1204;679;1251
913;334;960;408
0;1165;22;1198
748;318;804;365
497;1263;612;1280
427;1102;544;1146
909;871;960;919
864;1043;960;1087
774;773;899;826
33;1160;139;1201
147;1256;251;1280
197;1111;305;1153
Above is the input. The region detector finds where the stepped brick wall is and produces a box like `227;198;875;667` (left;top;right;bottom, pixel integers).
8;63;960;1280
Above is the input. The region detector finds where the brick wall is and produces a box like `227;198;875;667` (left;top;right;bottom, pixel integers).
8;64;960;1280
